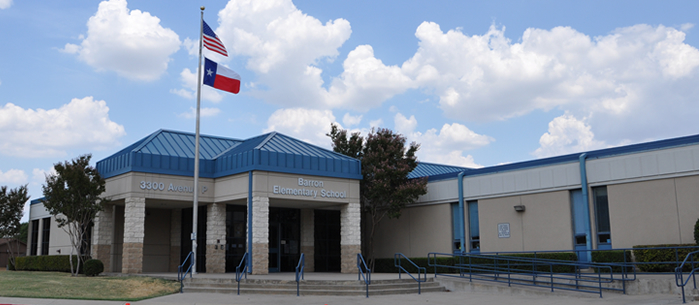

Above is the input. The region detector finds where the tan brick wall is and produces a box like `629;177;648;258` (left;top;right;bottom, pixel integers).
206;244;225;273
92;244;112;272
252;243;268;274
122;242;143;274
341;244;360;273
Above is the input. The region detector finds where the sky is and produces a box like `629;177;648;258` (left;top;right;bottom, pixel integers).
2;0;699;222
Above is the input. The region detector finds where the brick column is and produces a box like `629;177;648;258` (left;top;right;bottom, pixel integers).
91;203;114;272
250;196;269;274
341;202;361;273
169;208;181;272
206;203;226;273
300;208;314;272
122;197;145;274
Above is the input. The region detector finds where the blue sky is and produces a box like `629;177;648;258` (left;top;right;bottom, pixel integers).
2;0;699;221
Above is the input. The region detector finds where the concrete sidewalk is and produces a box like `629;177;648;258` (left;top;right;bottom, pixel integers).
0;290;687;305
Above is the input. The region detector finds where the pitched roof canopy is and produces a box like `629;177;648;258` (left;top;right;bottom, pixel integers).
96;129;362;180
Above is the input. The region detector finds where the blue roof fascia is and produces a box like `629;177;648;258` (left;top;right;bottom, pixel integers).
30;197;46;205
457;133;699;179
213;163;363;180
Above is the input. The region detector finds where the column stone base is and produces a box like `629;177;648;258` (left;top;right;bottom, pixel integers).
341;245;361;273
122;242;143;274
92;244;112;273
300;246;315;272
206;244;226;273
252;243;268;274
169;246;181;272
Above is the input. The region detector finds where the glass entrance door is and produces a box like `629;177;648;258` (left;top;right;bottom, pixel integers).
225;205;247;273
268;207;300;272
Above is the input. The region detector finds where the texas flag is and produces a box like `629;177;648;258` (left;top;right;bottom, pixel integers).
203;57;241;94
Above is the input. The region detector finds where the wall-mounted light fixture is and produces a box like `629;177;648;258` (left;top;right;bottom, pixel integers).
57;249;61;254
514;205;526;212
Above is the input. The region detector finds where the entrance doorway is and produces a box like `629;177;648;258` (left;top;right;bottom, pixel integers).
314;210;340;272
268;207;300;272
225;205;247;272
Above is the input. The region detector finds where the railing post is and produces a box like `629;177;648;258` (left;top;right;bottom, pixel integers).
550;264;554;292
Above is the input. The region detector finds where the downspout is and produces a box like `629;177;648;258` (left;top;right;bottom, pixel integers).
579;153;593;263
247;171;253;273
457;171;467;254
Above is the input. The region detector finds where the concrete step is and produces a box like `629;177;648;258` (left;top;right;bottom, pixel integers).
182;277;446;296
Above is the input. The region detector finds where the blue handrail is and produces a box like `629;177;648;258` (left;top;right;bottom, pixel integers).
235;253;249;295
394;253;427;294
295;253;305;296
428;252;633;297
357;253;371;298
675;250;699;303
177;251;194;293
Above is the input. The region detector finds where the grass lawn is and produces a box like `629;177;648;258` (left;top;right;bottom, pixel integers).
0;269;180;301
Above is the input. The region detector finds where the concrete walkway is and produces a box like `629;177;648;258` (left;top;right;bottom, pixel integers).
0;272;691;305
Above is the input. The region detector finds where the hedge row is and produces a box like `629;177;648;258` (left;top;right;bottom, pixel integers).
633;244;699;272
14;255;89;273
591;250;633;272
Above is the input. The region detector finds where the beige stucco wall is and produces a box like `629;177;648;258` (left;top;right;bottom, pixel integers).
372;203;452;258
478;191;573;253
605;177;693;248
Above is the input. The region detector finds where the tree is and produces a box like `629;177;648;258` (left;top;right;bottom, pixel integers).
0;185;29;268
18;222;28;244
327;124;427;269
43;154;106;276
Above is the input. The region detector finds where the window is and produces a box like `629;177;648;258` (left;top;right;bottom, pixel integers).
593;186;612;248
451;203;464;253
30;220;39;256
468;201;480;252
41;218;51;255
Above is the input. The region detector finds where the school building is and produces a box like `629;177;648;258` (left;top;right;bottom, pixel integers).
27;129;699;273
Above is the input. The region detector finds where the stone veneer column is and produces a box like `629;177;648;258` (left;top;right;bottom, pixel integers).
169;209;181;272
250;196;269;274
91;203;114;272
300;209;315;272
122;197;145;274
206;203;226;273
340;202;361;273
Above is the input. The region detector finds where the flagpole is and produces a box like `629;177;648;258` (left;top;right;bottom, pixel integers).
191;6;205;276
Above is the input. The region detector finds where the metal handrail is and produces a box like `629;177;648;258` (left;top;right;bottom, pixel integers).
177;251;194;293
674;250;699;303
295;253;305;296
483;245;699;274
235;253;249;295
394;253;427;294
357;253;371;298
428;252;632;297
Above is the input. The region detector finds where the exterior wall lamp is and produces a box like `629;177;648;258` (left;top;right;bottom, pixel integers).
514;205;526;212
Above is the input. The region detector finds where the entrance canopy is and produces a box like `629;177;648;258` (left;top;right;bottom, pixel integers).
96;129;362;180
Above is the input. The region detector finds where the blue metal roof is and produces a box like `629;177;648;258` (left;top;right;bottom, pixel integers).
415;133;699;181
97;129;362;180
408;162;470;180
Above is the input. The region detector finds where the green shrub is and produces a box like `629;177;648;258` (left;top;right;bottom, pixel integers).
633;244;699;272
84;259;104;276
591;250;633;273
694;219;699;245
14;255;88;273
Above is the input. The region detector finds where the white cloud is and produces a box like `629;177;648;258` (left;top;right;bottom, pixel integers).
62;0;180;81
0;169;27;184
533;114;607;158
342;113;362;127
0;97;126;158
32;168;55;185
0;0;11;9
369;119;383;129
263;108;337;148
179;107;221;119
394;113;492;168
170;68;224;102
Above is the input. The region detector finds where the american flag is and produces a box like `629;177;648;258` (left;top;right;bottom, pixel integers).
202;20;228;57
